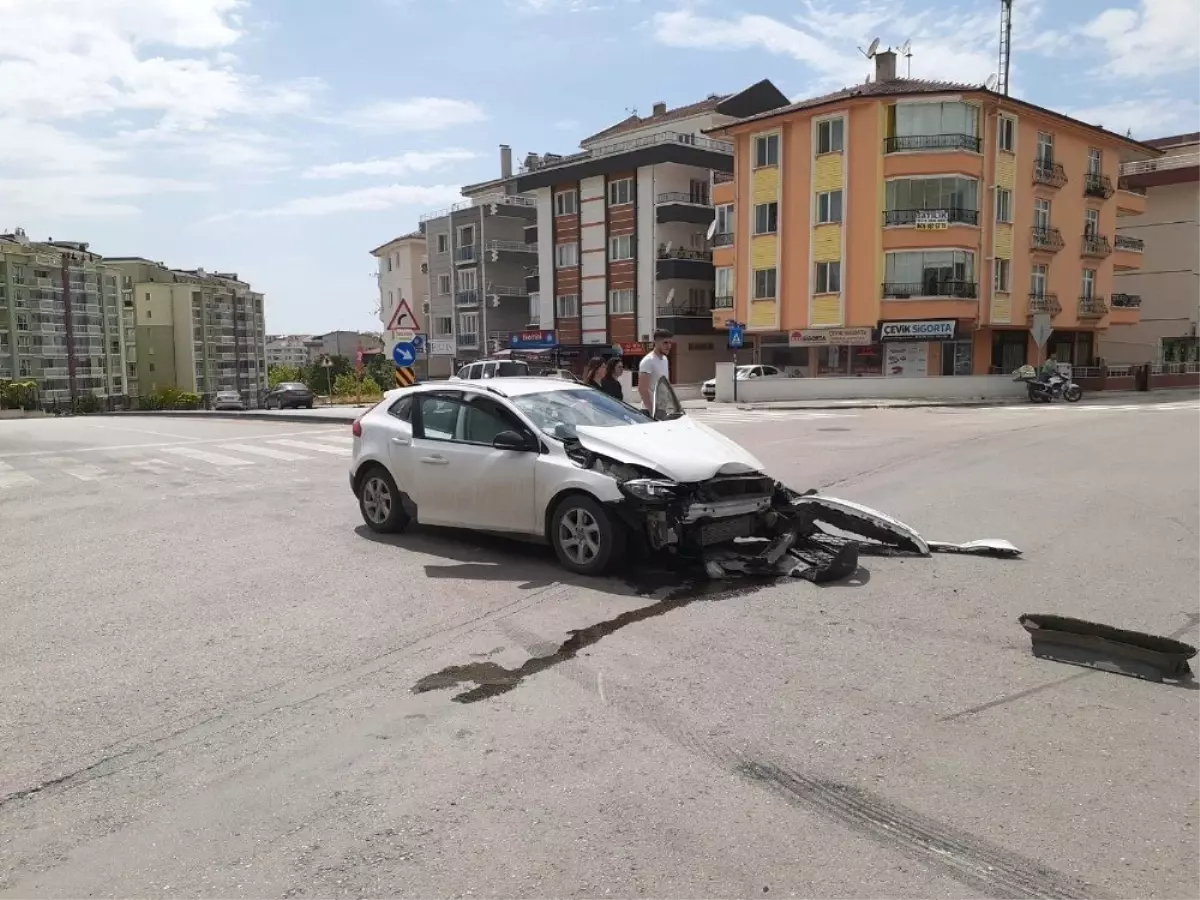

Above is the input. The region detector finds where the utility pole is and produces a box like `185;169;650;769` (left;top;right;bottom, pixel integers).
998;0;1013;96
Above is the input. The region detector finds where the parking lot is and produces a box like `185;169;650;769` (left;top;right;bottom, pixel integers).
1;401;1197;898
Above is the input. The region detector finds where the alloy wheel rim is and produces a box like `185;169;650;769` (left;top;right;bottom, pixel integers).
362;476;392;523
559;507;601;564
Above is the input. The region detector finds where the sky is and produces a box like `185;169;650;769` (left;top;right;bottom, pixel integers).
2;0;1197;335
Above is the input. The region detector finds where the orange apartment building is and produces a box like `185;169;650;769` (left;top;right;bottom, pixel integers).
707;51;1161;378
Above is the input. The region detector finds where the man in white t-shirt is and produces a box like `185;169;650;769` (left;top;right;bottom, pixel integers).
637;328;673;410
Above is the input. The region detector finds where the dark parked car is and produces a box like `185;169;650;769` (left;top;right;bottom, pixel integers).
264;382;315;409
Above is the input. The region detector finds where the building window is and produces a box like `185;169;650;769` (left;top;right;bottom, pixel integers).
1034;198;1051;230
1084;208;1099;237
457;224;475;247
995;187;1012;223
1037;132;1054;164
893;101;979;139
556;293;580;317
753;133;779;167
148;362;156;373
608;289;635;314
998;116;1016;152
436;234;449;253
715;266;734;302
554;190;578;216
16;313;28;331
753;268;777;300
817;119;844;154
1088;148;1102;175
386;256;393;272
816;190;843;224
753;202;778;235
146;309;152;319
715;203;734;235
555;242;579;268
885;176;979;220
437;274;451;294
388;289;394;306
1081;268;1095;298
1031;265;1048;296
815;261;841;294
459;268;478;291
607;178;634;206
434;316;453;335
993;258;1011;293
459;312;479;340
608;234;634;261
884;250;976;293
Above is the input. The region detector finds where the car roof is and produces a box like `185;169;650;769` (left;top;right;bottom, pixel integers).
382;377;582;402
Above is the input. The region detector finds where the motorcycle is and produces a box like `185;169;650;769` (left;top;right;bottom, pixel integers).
1013;365;1083;403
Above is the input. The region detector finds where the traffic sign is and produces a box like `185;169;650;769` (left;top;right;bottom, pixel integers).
392;342;417;366
1031;313;1053;350
728;323;745;350
390;328;415;343
395;367;416;387
410;334;426;352
386;297;422;333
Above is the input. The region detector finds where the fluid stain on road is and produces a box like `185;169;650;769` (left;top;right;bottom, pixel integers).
412;571;778;704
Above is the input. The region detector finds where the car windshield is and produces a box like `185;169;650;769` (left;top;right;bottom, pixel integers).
281;383;308;390
510;388;652;440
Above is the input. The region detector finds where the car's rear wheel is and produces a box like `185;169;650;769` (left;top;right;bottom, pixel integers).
357;466;410;533
550;494;624;576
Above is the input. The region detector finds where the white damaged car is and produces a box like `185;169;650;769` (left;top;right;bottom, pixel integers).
349;377;1020;579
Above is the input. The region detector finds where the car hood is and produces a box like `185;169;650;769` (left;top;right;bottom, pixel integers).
574;416;766;482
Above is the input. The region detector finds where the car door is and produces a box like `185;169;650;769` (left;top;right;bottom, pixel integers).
380;393;417;492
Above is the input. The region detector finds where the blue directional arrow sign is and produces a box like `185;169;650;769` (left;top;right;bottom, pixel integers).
727;323;745;350
410;334;426;353
392;342;417;367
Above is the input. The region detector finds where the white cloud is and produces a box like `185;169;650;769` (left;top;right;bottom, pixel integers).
0;172;210;218
1064;97;1200;139
1079;0;1200;79
209;184;463;220
338;98;487;133
0;118;121;172
303;149;479;179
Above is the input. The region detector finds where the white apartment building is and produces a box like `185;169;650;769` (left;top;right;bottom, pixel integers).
266;334;318;369
373;231;429;335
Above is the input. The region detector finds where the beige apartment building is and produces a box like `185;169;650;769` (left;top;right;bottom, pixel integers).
1106;132;1199;364
0;230;130;405
107;258;268;404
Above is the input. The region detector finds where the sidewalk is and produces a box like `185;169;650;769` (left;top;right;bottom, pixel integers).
715;386;1199;411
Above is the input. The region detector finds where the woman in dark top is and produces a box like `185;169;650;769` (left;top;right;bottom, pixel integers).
581;356;605;389
599;357;624;401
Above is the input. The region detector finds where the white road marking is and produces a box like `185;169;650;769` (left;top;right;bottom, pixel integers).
219;443;310;461
268;439;349;455
0;461;38;491
130;459;180;475
0;428;347;461
311;433;354;445
35;455;111;482
161;446;255;467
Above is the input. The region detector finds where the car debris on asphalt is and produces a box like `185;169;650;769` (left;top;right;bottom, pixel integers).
1019;613;1198;684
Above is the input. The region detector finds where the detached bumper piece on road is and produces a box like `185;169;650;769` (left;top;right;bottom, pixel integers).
1019;614;1198;684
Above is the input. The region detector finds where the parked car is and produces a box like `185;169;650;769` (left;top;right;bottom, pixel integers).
263;382;315;409
701;364;780;400
451;359;530;381
213;390;245;411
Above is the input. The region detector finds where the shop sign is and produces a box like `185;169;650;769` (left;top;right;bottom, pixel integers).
915;210;949;230
879;320;957;341
509;329;557;350
619;341;651;355
428;339;455;356
788;327;874;347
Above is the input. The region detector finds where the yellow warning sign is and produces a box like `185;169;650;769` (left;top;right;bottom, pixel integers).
395;367;416;387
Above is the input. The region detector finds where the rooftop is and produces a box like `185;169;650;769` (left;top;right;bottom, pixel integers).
370;231;424;256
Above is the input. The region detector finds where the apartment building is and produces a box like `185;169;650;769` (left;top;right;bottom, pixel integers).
514;81;789;383
266;334;319;369
1104;132;1199;364
107;258;268;403
0;230;129;404
419;146;538;378
372;231;428;333
707;51;1158;378
311;330;383;359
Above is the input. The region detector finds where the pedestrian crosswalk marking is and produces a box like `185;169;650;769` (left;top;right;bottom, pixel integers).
0;461;37;491
219;443;310;461
268;439;349;455
36;455;111;482
130;459;179;475
161;446;255;467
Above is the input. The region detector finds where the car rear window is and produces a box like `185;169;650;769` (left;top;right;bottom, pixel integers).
496;361;528;377
282;383;308;390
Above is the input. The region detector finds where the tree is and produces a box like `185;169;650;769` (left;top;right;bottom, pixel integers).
268;364;301;388
332;372;359;398
303;355;351;393
364;352;393;389
361;375;382;399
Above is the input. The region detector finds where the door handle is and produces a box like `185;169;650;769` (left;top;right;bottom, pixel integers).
419;455;448;465
390;437;411;446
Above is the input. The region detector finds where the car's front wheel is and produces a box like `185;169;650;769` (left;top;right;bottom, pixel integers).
357;466;410;533
549;494;625;576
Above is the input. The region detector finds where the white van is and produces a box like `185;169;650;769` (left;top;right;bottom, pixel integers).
450;359;531;381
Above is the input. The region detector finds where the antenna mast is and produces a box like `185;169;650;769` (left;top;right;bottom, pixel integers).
998;0;1013;96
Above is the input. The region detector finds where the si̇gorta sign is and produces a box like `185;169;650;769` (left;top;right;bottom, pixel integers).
788;327;874;347
879;320;957;342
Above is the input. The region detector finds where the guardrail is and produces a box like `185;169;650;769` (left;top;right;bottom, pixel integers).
657;192;712;206
518;130;733;176
1120;152;1200;175
883;133;981;153
485;240;537;253
1114;234;1144;251
882;280;978;299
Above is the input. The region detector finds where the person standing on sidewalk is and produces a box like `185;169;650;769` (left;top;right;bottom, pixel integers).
637;328;673;410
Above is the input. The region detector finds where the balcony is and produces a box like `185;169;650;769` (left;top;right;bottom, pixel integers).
713;232;735;247
1114;234;1144;252
881;280;978;299
713;294;734;310
1078;296;1108;319
1111;293;1142;309
525;269;540;293
454;245;477;264
1113;234;1144;271
1030;226;1065;253
657;297;720;335
488;285;529;300
713;172;734;185
1081;234;1112;258
882;207;980;227
455;290;480;307
656;247;714;281
484;239;537;261
656;191;715;225
1033;160;1068;188
1116;188;1147;216
456;333;479;350
1028;293;1062;316
883;133;982;154
1084;172;1115;199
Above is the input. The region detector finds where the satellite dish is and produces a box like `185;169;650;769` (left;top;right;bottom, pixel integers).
900;39;911;55
984;73;998;91
866;37;880;57
705;219;718;241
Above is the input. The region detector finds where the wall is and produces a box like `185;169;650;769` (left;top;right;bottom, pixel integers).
719;372;1026;403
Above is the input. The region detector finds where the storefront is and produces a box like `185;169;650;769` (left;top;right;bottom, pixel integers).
785;327;881;376
878;319;973;377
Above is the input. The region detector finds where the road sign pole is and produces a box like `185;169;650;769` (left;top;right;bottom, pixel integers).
733;350;738;405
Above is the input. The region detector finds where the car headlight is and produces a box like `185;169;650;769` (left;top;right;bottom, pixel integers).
620;478;681;502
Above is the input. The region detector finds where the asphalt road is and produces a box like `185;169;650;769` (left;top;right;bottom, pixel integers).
1;400;1197;899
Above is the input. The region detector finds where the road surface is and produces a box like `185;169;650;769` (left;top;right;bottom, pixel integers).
1;400;1197;898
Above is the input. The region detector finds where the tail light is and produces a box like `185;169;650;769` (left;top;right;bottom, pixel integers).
351;418;363;437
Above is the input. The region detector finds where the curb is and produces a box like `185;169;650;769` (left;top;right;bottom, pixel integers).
731;387;1198;412
102;410;359;425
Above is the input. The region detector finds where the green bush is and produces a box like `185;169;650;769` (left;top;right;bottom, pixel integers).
175;392;201;410
0;379;38;411
333;372;359;397
72;393;101;414
137;393;162;411
360;375;382;399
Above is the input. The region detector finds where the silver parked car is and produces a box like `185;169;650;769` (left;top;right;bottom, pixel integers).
213;390;245;410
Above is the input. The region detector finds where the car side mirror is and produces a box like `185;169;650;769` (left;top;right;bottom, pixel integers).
492;430;532;451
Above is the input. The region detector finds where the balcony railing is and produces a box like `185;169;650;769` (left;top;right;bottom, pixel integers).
1082;234;1112;257
658;247;713;262
657;192;712;206
1030;226;1065;252
713;172;734;184
1120;152;1200;176
1114;234;1145;252
882;280;978;299
713;232;734;247
657;299;715;317
488;285;528;298
518;130;734;177
1084;172;1115;199
714;294;734;309
1028;293;1061;315
456;333;479;349
1111;293;1142;309
882;207;980;226
1033;160;1068;188
883;133;982;154
455;290;479;306
454;245;477;263
1078;296;1108;318
484;239;537;254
